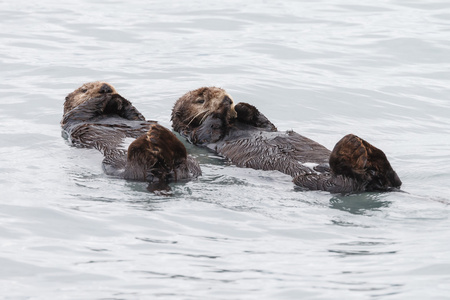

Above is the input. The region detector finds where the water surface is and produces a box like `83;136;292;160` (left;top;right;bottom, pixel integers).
1;0;449;299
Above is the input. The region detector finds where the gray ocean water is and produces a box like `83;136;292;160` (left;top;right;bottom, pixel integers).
1;0;450;299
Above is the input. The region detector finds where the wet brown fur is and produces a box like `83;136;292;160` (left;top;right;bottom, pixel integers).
127;123;189;181
172;87;237;139
62;82;201;192
172;87;401;193
64;81;118;115
328;134;401;191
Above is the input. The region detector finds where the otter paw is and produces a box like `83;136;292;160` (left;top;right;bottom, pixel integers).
235;102;277;131
235;103;259;123
101;95;124;114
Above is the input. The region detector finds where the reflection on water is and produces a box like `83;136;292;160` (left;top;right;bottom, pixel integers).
329;193;391;215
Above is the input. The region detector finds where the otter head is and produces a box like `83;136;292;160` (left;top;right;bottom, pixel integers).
126;123;188;181
171;87;237;138
62;81;146;127
330;134;402;192
64;81;117;114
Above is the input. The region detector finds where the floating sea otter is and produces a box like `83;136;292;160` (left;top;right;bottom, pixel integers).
61;82;201;192
171;87;401;193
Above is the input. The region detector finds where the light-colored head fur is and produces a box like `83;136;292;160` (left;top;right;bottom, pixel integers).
64;81;117;115
171;87;237;132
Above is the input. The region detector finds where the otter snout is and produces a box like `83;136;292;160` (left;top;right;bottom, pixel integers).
222;95;232;105
223;95;237;119
99;83;113;94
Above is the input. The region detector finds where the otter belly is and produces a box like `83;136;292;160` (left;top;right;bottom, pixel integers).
213;127;331;178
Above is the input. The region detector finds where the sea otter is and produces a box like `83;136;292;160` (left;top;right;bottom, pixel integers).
62;81;201;192
171;87;401;193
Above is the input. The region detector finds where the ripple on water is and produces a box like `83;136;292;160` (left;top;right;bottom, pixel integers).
1;0;450;299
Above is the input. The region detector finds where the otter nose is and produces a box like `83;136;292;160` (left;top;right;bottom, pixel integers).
99;83;113;94
222;95;232;105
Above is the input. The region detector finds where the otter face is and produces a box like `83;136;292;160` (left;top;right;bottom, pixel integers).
64;81;117;114
171;87;237;133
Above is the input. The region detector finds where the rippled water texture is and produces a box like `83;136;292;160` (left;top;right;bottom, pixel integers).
1;0;450;299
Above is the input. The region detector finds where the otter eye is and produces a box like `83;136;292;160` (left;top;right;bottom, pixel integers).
195;98;205;104
81;88;87;93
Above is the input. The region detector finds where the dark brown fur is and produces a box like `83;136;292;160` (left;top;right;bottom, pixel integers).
62;82;201;192
172;87;401;193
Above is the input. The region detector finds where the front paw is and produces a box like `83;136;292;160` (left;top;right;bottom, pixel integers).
235;103;259;123
235;102;277;131
101;95;124;114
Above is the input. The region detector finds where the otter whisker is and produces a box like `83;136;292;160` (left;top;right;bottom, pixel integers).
186;109;210;126
63;82;201;194
199;111;212;124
